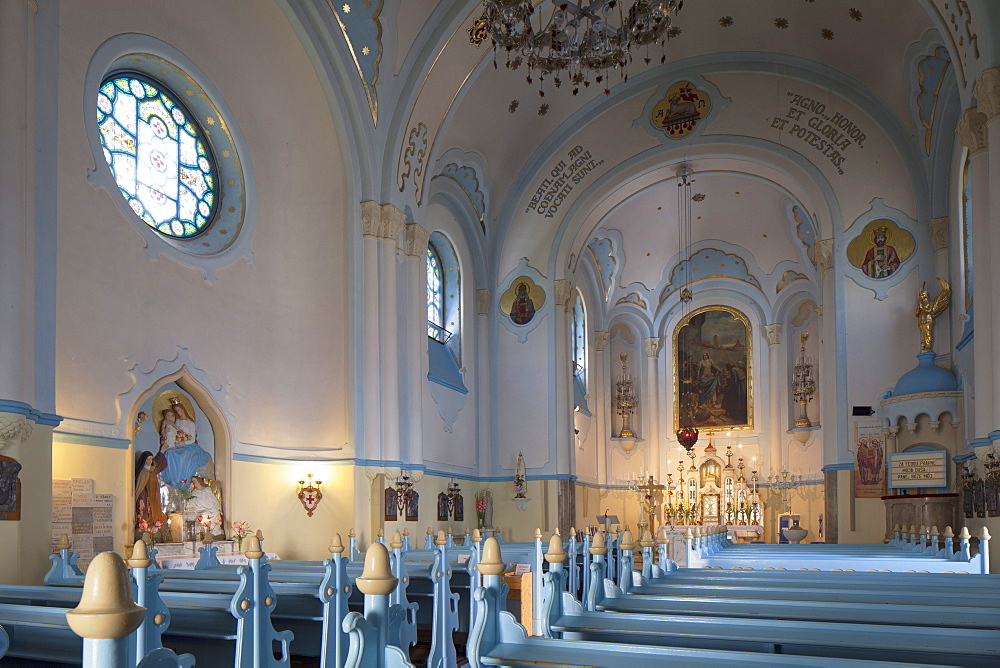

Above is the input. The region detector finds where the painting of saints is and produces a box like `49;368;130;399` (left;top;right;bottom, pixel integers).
437;492;449;522
510;282;536;325
675;307;752;431
406;491;419;521
158;398;213;487
862;227;901;278
134;450;167;528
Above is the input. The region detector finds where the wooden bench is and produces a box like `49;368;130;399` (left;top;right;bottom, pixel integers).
542;555;1000;666
467;537;942;668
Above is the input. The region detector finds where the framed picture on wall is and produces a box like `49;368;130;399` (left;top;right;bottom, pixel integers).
384;487;397;521
674;306;753;431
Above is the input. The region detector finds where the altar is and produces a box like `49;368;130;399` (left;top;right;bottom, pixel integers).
656;525;763;567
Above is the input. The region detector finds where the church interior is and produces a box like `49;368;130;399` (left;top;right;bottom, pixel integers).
3;0;1000;664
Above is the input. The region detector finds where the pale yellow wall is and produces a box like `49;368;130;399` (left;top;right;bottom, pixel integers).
229;460;355;561
0;422;55;585
51;440;130;555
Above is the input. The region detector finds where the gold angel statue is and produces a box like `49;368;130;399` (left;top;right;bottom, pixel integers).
916;278;950;353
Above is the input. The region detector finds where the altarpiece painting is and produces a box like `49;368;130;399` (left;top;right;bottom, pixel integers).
674;306;753;431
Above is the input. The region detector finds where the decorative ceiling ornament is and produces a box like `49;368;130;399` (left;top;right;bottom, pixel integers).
483;0;685;96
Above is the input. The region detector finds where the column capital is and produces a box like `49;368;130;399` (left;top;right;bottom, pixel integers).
957;108;988;156
973;67;1000;121
554;279;574;312
594;331;610;352
0;413;33;450
928;217;949;252
360;201;406;241
815;239;834;273
643;337;661;358
476;289;491;316
764;324;783;347
403;223;430;258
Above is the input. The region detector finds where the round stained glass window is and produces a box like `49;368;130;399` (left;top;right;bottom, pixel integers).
97;74;218;238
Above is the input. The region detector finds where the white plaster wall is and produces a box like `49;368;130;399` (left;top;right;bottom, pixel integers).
497;319;551;471
54;0;349;451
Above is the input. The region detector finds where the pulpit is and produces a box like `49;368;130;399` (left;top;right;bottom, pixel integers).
881;493;959;541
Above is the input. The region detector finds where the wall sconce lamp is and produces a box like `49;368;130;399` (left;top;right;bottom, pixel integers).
297;473;323;517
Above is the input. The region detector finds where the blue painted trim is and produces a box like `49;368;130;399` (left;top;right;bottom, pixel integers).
821;463;855;471
953;452;978;463
987;430;1000;441
0;400;63;426
969;437;992;448
233;453;356;465
52;432;130;450
956;319;974;351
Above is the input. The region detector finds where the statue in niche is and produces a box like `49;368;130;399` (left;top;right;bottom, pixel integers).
0;456;22;519
134;450;167;529
158;398;212;487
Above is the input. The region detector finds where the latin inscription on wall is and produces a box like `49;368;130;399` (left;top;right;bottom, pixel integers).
768;92;867;175
526;145;604;218
889;451;947;488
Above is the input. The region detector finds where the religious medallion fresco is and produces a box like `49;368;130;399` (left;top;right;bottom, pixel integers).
651;81;711;139
846;219;915;279
499;276;545;326
674;306;753;432
134;389;222;543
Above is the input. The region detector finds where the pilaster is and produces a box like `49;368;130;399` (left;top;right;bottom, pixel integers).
643;338;661;471
765;324;784;473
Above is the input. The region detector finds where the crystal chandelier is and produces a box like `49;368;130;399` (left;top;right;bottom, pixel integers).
484;0;685;95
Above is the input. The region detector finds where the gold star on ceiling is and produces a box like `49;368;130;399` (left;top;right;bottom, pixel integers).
185;89;194;97
159;69;168;76
205;117;216;125
132;58;141;64
364;0;371;6
342;3;350;13
221;149;231;158
361;46;370;56
227;179;235;186
228;206;236;213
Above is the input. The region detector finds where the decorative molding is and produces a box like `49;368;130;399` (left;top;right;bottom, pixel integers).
776;270;808;293
915;46;952;154
815;239;834;273
661;247;761;301
764;324;783;347
594;331;610;353
403;223;430;258
397;121;428;202
554;279;574;311
327;0;383;126
929;217;949;252
957;108;988;155
973;67;1000;120
789;204;817;267
360;201;406;241
431;162;486;225
643;337;661;358
0;415;32;451
476;289;491;316
615;291;648;309
586;237;617;301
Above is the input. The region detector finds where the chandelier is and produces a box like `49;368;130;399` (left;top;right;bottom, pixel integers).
483;0;684;95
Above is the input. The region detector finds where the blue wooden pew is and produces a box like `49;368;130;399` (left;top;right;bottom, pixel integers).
468;537;942;668
541;546;1000;666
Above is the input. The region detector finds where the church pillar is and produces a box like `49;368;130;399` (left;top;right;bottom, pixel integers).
971;69;1000;440
402;224;430;464
0;1;62;584
553;280;576;531
815;241;845;465
643;337;661;476
359;202;407;463
476;290;492;472
593;331;610;485
764;324;784;473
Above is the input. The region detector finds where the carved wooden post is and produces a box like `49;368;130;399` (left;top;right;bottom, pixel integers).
66;552;145;668
586;532;608;612
541;533;567;638
321;533;351;668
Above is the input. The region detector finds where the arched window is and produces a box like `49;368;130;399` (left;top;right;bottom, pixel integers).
572;292;587;389
426;234;462;363
427;245;444;337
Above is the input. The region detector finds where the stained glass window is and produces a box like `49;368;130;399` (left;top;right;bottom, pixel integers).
572;292;587;389
97;74;218;238
427;245;443;337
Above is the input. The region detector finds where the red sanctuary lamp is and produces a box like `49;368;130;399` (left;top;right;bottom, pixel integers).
676;425;699;451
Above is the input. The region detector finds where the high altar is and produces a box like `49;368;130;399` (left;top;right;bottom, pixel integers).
631;439;763;540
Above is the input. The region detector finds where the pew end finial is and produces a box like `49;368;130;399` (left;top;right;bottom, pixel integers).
472;528;482;543
329;533;345;554
590;532;608;556
244;534;264;559
56;534;71;551
545;533;567;563
356;542;398;595
478;537;506;575
390;531;403;549
66;552;146;640
435;530;448;546
981;526;992;541
127;537;153;569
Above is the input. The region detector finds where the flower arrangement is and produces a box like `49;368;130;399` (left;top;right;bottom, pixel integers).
137;517;163;546
474;489;490;528
232;521;253;551
196;513;222;542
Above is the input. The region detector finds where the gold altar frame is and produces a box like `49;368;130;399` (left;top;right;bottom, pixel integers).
673;305;754;432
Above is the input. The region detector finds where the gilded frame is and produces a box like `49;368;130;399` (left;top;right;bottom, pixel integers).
673;305;753;432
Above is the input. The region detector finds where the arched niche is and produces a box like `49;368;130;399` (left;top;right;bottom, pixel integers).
128;368;231;544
